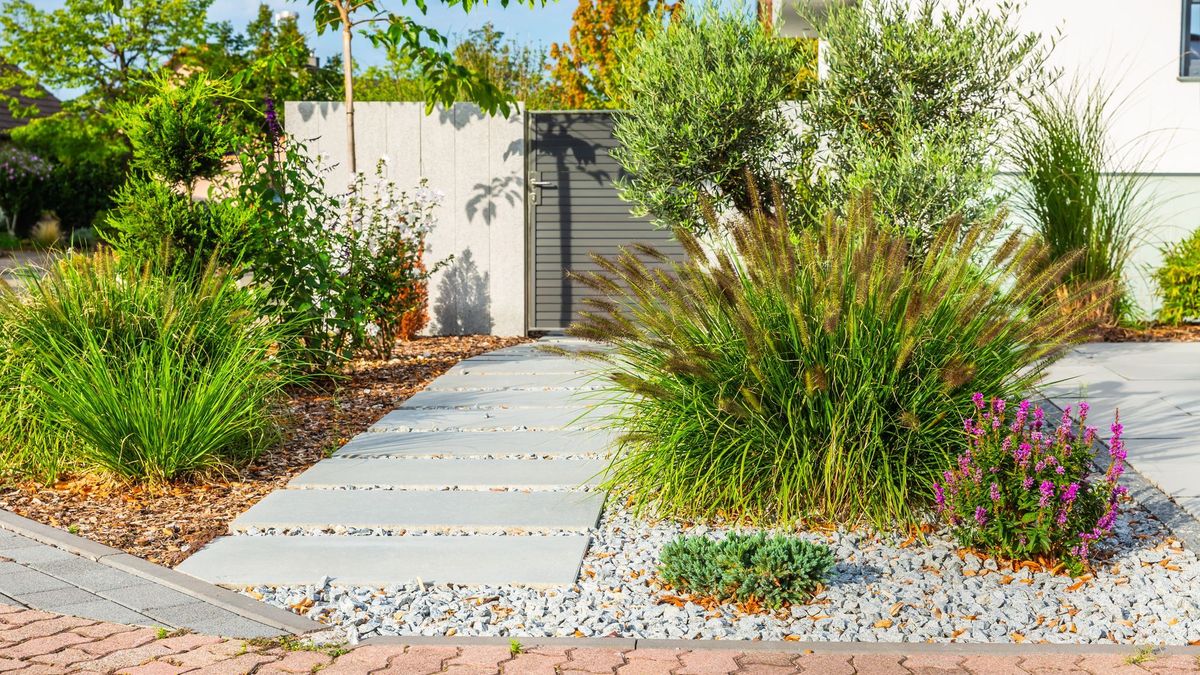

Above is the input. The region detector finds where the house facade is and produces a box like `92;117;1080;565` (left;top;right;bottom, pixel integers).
774;0;1200;315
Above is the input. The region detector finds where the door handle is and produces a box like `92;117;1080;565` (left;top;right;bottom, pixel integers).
530;180;557;188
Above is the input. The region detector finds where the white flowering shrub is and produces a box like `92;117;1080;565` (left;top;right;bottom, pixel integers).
238;142;446;366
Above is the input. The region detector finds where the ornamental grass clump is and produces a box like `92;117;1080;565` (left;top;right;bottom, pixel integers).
568;190;1108;526
659;533;835;608
934;395;1128;574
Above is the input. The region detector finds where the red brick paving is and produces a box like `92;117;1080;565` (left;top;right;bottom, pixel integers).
0;604;1197;674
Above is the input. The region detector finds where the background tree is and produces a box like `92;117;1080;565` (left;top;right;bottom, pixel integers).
0;0;212;111
548;0;682;109
307;0;539;175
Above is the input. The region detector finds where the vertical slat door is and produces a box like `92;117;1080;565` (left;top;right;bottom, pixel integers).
527;111;685;332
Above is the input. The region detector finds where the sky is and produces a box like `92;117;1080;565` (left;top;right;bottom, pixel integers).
28;0;577;99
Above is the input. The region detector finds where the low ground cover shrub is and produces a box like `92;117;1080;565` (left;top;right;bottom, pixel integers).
1155;228;1200;325
934;395;1127;574
660;533;835;608
570;194;1107;525
0;252;300;483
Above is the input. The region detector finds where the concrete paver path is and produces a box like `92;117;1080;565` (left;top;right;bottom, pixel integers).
180;337;611;588
1040;343;1200;527
2;603;1198;674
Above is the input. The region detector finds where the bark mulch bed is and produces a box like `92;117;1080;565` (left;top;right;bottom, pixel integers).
0;335;529;568
1087;324;1200;342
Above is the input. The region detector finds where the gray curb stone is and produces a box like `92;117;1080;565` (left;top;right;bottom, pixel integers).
0;508;321;635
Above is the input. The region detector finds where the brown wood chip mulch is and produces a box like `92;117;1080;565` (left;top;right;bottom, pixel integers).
1087;324;1200;342
0;335;529;568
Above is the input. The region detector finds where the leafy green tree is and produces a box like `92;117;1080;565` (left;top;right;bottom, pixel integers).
0;0;212;111
306;0;544;174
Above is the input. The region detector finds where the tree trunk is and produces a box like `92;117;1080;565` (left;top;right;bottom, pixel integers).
341;19;356;175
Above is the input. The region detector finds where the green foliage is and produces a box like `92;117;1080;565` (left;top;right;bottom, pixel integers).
0;232;18;249
117;73;241;189
568;193;1107;526
659;533;835;607
803;0;1047;247
1007;82;1149;322
0;0;212;110
612;7;813;229
936;396;1126;575
0;252;299;483
357;23;552;107
103;179;252;268
1155;227;1200;325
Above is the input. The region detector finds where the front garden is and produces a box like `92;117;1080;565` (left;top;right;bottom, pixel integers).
1;0;1200;649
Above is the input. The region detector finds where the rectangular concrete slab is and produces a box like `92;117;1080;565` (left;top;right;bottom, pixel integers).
231;490;606;532
1049;395;1200;439
425;371;604;391
445;358;595;376
177;535;591;587
334;430;617;458
369;407;613;432
399;388;614;410
288;458;608;489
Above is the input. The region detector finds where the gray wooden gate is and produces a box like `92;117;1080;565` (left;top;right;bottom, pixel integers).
526;111;685;332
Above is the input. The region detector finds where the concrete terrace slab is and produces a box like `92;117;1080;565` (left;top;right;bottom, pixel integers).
399;388;613;410
288;458;608;489
1046;395;1199;439
334;430;617;458
445;358;595;376
424;371;604;391
230;490;606;532
370;406;613;432
177;535;592;587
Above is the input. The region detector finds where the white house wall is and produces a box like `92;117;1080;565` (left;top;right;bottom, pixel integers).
285;101;526;336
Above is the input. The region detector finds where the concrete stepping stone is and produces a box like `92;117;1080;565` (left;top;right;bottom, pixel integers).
178;535;591;587
1046;395;1199;439
369;407;613;432
425;371;604;391
446;358;594;376
231;490;606;532
333;430;616;458
400;388;612;410
288;458;608;489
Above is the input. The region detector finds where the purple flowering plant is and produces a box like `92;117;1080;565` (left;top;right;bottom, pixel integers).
933;393;1128;575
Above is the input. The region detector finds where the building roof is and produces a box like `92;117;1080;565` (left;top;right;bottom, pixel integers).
0;81;62;134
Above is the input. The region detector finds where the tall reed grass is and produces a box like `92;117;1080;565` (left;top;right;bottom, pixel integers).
569;190;1107;526
0;252;299;483
1007;82;1150;322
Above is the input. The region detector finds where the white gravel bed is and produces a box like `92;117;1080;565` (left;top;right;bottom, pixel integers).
247;501;1200;644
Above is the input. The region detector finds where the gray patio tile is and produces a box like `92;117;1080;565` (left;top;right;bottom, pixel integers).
399;388;613;410
177;535;592;587
0;569;73;596
0;532;41;549
288;458;608;489
444;358;594;376
33;558;145;592
0;544;80;565
1049;395;1199;439
370;406;612;432
0;593;22;607
1174;496;1200;524
12;586;105;610
230;489;605;532
424;371;604;391
98;581;200;611
333;429;616;458
1121;438;1200;499
142;602;283;638
52;599;157;626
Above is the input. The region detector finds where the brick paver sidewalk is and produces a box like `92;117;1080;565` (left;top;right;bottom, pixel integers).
2;604;1199;674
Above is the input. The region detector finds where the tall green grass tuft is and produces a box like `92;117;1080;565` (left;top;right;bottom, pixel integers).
569;191;1107;526
0;252;299;483
1007;82;1150;322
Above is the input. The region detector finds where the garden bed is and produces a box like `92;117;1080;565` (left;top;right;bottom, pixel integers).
0;335;527;567
1088;324;1200;342
249;499;1200;644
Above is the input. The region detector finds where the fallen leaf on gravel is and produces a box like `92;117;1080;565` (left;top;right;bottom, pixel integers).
1011;632;1025;643
873;619;893;629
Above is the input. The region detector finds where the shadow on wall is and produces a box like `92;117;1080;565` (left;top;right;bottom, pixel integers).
433;248;493;335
